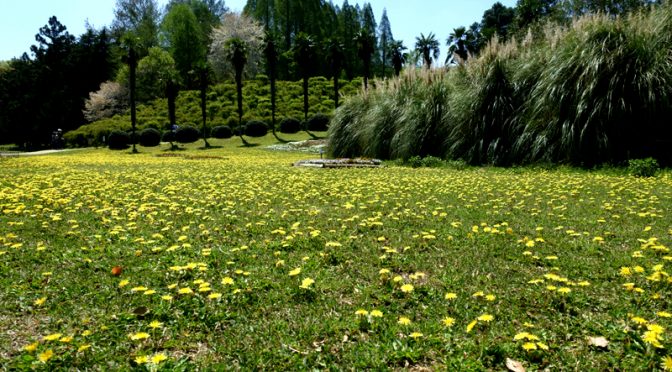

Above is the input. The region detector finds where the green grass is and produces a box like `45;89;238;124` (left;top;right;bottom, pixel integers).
1;134;672;369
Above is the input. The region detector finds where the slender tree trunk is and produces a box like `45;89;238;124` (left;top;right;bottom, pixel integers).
235;68;249;146
363;61;370;91
129;48;138;153
270;71;281;141
166;80;178;150
200;68;210;148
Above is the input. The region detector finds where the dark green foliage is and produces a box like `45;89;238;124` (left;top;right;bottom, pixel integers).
139;128;161;147
279;117;301;133
628;158;660;177
244;120;268;137
406;155;446;168
211;125;233;139
307;113;330;131
162;130;176;143
108;130;131;150
175;126;200;143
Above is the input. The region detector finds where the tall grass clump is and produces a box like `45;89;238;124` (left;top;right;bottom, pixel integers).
328;3;672;167
447;38;523;166
521;7;672;166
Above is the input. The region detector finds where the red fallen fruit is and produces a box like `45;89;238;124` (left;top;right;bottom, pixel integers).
111;266;123;276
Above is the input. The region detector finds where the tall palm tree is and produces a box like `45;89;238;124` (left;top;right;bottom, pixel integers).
355;29;376;90
390;40;406;77
263;32;282;141
195;62;211;148
225;37;249;146
325;38;344;108
292;33;316;136
123;38;139;153
446;27;469;64
415;32;440;69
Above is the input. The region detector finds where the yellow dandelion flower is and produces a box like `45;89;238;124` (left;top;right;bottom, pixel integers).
537;342;549;350
370;310;383;318
631;316;648;325
129;332;150;341
148;320;163;329
409;332;423;339
24;342;39;352
38;349;53;363
661;356;672;371
151;353;168;364
161;295;173;301
392;275;403;282
466;320;478;333
522;342;537;351
143;290;156;295
59;336;73;343
558;287;571;294
221;277;234;285
444;292;457;300
300;277;315;289
400;284;414;293
34;297;47;306
485;294;496;301
355;309;369;316
178;287;193;295
43;333;62;341
658;311;672;318
288;268;301;276
472;291;485;298
208;293;222;300
135;355;148;364
77;344;91;352
442;317;455;327
398;317;412;325
478;314;494;322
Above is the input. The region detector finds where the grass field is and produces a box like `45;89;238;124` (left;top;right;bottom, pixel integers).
1;134;671;370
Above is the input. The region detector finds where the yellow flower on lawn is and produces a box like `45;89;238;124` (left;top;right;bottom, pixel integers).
662;356;672;371
34;297;47;306
129;332;150;341
659;311;672;318
400;284;414;293
522;342;537;351
370;310;383;318
221;277;234;285
485;294;496;301
398;317;412;325
178;287;193;295
477;314;494;322
445;292;457;300
300;277;315;289
466;320;478;333
59;336;73;343
161;295;173;301
131;286;148;292
442;317;455;327
43;333;62;341
24;342;39;352
208;293;222;300
151;353;168;364
409;332;423;339
77;344;91;352
38;349;53;363
355;309;368;316
135;355;148;364
289;268;301;276
148;320;163;329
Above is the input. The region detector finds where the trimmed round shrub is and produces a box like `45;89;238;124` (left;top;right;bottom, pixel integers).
162;130;176;143
139;128;161;147
108;130;130;150
211;125;233;139
244;120;268;137
175;126;200;143
279;118;301;134
307;113;330;131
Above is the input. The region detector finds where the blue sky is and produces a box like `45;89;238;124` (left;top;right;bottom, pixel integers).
0;0;516;62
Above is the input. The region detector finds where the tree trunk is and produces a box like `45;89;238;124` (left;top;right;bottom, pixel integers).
200;68;210;148
235;68;249;146
129;48;138;153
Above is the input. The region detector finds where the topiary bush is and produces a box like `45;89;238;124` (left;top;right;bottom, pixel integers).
211;125;233;139
108;130;130;150
162;130;176;143
139;128;161;147
279;118;301;134
628;158;660;177
244;120;268;137
175;126;200;144
307;113;330;132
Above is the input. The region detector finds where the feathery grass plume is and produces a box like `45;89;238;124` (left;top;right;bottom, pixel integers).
327;88;370;158
447;37;522;166
521;7;672;166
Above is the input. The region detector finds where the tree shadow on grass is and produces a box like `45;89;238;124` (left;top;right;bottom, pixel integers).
238;143;261;148
198;145;223;150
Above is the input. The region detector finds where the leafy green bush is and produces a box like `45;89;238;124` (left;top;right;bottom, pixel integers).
628;158;660;177
244;121;268;137
162;131;176;143
279;118;301;134
307;113;330;131
211;125;233;139
139;128;161;147
175;126;200;144
406;155;446;168
108;130;130;150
